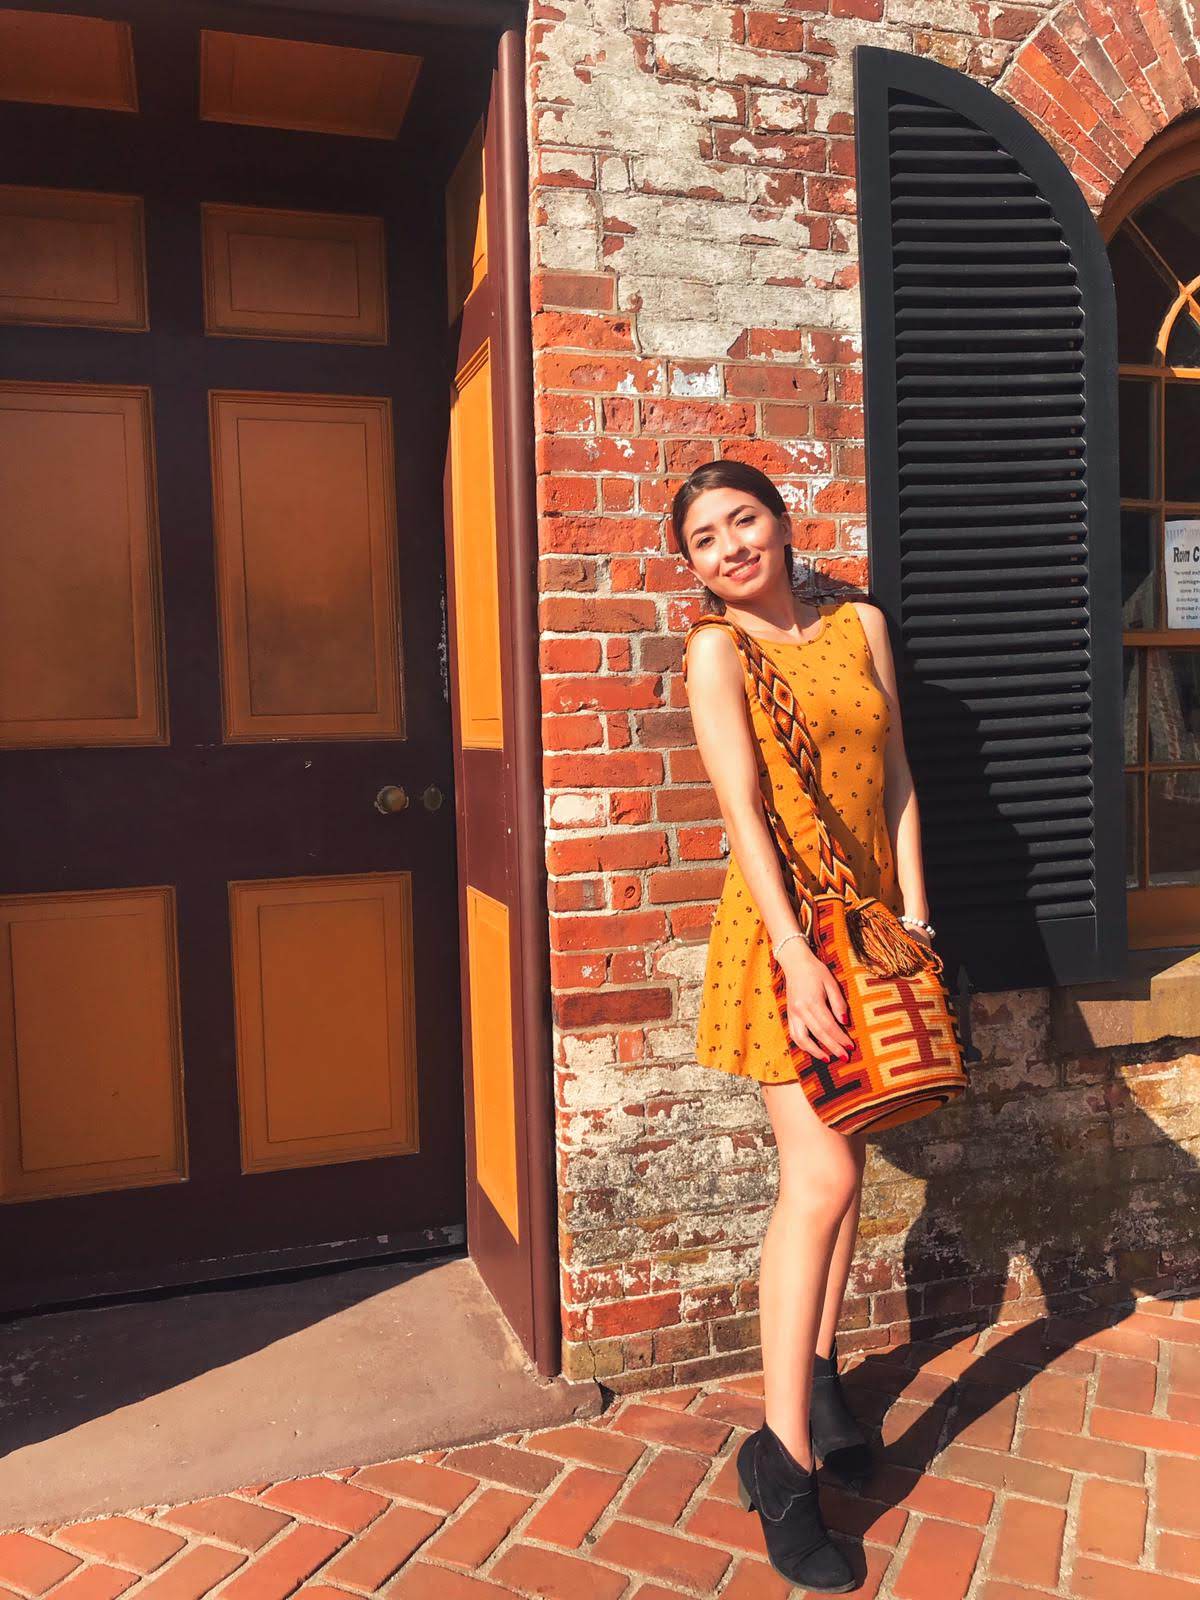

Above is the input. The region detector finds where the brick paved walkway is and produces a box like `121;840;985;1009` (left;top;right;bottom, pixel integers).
3;1294;1199;1600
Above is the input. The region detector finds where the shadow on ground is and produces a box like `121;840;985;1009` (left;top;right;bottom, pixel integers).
0;1254;445;1458
0;1252;598;1530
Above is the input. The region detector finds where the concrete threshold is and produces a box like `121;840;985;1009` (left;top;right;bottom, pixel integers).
0;1253;600;1530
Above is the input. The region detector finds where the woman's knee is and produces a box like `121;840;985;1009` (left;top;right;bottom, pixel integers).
762;1082;864;1215
775;1159;859;1221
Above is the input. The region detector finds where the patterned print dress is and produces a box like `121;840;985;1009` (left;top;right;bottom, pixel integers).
684;597;902;1085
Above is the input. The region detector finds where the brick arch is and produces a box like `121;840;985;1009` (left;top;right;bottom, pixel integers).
998;0;1200;211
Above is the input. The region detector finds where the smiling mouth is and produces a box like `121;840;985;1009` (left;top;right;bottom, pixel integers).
726;556;760;579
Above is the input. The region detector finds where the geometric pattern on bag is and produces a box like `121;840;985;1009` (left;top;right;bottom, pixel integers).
772;892;969;1135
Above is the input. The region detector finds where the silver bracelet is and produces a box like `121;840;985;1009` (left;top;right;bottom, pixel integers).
772;930;804;960
899;914;935;937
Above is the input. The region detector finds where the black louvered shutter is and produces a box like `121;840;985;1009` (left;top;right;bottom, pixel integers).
853;45;1125;993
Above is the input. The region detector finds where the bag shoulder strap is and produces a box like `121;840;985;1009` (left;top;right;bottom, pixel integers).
682;613;860;911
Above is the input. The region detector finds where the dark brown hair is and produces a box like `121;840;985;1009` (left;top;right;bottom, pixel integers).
669;458;796;613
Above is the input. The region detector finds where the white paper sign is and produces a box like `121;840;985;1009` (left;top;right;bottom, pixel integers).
1165;519;1200;629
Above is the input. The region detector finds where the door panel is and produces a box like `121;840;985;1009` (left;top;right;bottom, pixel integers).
0;186;147;329
446;118;487;328
209;391;403;739
448;340;503;750
201;204;387;344
230;873;418;1173
465;884;518;1240
0;10;137;114
0;382;166;747
0;887;186;1203
198;30;421;141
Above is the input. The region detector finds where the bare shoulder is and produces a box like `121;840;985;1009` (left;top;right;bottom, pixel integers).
683;620;741;687
848;596;886;634
848;598;899;691
849;598;890;651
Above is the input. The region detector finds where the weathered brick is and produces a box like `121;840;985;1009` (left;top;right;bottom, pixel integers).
322;1507;443;1590
532;311;633;351
523;1467;623;1547
536;351;664;395
746;10;808;52
892;1519;984;1600
589;1521;732;1589
0;1537;81;1597
158;1500;290;1553
136;1546;245;1600
422;1489;531;1569
533;272;616;312
56;1523;185;1577
349;1460;477;1513
259;1479;386;1535
219;1526;349;1600
441;1443;560;1495
989;1499;1067;1589
1077;1479;1147;1565
641;398;756;435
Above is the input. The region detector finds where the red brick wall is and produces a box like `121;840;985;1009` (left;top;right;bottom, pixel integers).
528;0;1200;1389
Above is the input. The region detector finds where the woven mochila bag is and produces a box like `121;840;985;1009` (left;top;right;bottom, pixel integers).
687;612;969;1137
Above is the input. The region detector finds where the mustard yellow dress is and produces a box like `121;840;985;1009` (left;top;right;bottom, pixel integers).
685;597;902;1085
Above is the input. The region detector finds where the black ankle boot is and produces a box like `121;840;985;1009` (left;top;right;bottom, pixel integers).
736;1421;855;1592
810;1335;873;1493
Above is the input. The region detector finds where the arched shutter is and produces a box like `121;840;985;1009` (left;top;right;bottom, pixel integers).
853;45;1125;993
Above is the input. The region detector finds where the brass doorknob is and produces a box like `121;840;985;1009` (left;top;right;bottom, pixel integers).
422;785;444;812
374;785;409;814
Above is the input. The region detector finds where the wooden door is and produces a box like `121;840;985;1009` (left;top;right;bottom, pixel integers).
442;72;548;1363
0;11;474;1311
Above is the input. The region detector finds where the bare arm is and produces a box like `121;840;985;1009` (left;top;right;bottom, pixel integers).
683;626;806;952
853;602;930;927
683;626;854;1062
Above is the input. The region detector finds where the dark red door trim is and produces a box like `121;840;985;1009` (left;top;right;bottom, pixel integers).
493;22;559;1379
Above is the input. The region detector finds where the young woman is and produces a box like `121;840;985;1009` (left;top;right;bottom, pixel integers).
676;458;934;1592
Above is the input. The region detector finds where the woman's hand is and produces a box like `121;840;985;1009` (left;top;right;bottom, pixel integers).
777;939;855;1062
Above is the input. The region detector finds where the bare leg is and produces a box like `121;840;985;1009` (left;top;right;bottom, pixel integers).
759;1082;861;1467
815;1130;868;1359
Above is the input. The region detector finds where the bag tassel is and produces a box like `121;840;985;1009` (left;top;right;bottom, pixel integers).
845;897;943;980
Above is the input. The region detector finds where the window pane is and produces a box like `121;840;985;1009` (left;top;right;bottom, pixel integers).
1164;381;1200;501
1132;174;1200;286
1148;769;1200;885
1147;649;1200;764
1119;377;1155;499
1123;647;1140;763
1126;773;1141;888
1108;227;1173;364
1165;302;1200;368
1120;508;1157;628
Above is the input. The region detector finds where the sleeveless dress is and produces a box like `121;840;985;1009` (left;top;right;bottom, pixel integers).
684;597;902;1086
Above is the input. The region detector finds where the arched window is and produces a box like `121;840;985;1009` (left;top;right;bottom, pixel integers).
1104;118;1200;949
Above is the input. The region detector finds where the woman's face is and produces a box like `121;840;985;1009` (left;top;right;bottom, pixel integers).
680;486;789;604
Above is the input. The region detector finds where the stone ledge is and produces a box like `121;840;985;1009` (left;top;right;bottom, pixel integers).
1050;945;1200;1053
